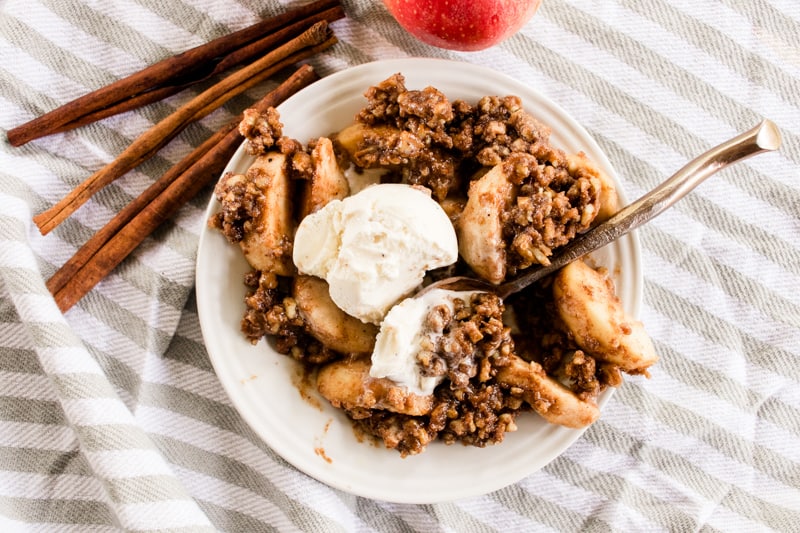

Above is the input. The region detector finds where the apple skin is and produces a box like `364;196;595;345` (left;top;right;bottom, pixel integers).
383;0;542;51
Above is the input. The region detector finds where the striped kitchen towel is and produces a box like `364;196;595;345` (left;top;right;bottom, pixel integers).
1;0;799;531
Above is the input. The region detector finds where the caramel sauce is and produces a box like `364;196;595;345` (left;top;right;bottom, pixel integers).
290;362;323;411
314;419;334;463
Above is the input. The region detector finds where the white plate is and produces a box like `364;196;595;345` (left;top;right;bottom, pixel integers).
196;58;641;504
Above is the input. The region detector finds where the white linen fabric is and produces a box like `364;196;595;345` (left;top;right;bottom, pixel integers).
1;1;799;531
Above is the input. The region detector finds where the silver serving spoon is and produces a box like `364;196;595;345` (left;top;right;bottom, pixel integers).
425;119;782;299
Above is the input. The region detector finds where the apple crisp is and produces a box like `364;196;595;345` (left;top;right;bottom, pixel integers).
209;73;657;456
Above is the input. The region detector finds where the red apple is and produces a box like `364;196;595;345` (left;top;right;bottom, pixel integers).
383;0;542;51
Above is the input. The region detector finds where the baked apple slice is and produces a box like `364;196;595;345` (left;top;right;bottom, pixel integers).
553;259;658;375
317;357;433;416
299;136;349;218
214;152;295;276
496;354;600;428
292;275;378;355
456;163;515;284
336;122;424;169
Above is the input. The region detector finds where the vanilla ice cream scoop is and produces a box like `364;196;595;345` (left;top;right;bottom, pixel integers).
293;183;458;324
371;289;482;395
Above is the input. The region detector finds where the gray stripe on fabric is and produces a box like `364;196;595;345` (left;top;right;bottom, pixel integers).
493;482;611;531
150;434;347;533
720;485;800;531
614;383;800;489
52;373;120;401
579;515;615;532
1;154;206;321
88;348;142;410
111;256;194;312
151;220;203;261
191;179;219;211
15;322;79;350
0;16;117;109
644;281;800;383
355;497;416;533
757;395;800;439
0;304;18;329
323;37;389;68
584;420;792;530
0;268;50;298
644;227;800;328
585;420;796;527
0;446;89;476
620;0;800;105
80;424;154;452
1;127;168;226
0;397;66;425
0;69;56;120
583;419;730;501
131;0;230;41
653;341;764;412
0;495;117;526
194;500;280;533
592;132;800;277
660;195;800;277
77;293;177;354
0;287;20;326
163;331;214;373
235;0;271;18
39;0;170;66
3;180;200;324
545;455;699;531
422;503;496;533
0;148;115;225
723;0;800;46
183;290;198;314
546;2;793;134
504;30;800;211
139;382;266;446
0;347;42;375
107;475;191;505
0;178;38;217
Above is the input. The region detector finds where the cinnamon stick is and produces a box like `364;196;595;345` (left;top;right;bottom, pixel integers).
45;44;330;296
191;36;336;125
51;64;319;312
33;20;332;235
7;0;342;146
44;6;344;137
45;130;227;297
